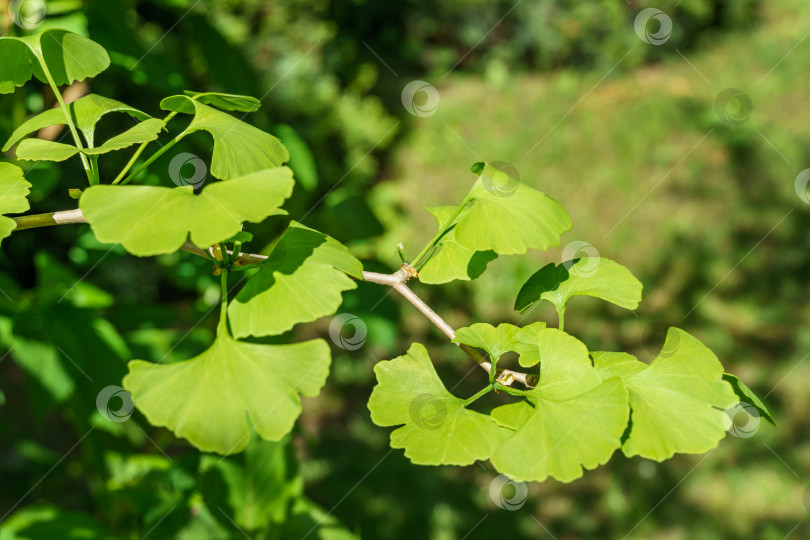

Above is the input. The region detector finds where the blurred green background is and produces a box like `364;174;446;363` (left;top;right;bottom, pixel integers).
0;0;808;538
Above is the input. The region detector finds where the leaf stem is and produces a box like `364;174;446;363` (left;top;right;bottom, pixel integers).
37;56;93;183
557;306;565;332
112;111;179;184
462;384;494;406
411;196;471;268
118;131;185;185
219;269;229;336
494;382;532;397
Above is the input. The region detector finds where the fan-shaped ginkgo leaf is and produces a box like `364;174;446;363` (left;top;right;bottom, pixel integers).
80;167;294;256
124;331;330;455
592;328;738;461
161;95;288;180
228;222;363;338
368;343;510;465
0;162;31;242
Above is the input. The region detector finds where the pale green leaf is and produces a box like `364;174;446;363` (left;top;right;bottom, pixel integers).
0;30;109;94
15;139;79;162
452;162;572;255
82;118;165;155
161;95;288;180
368;343;510;465
490;328;629;482
515;257;642;314
3;94;152;151
228;222;363;338
520;328;602;399
418;206;497;284
0;162;32;242
123;332;331;454
80;167;294;256
592;328;738;461
183;90;261;112
723;373;776;426
512;321;547;368
452;322;519;361
490;377;628;483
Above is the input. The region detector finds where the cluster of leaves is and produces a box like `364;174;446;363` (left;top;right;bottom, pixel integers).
0;25;773;510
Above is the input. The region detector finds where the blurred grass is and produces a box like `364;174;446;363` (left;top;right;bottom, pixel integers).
323;0;810;537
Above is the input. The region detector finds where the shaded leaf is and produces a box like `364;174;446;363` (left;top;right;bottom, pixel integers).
123;332;331;454
368;343;509;465
515;257;642;314
592;328;738;461
161;95;288;180
80;167;294;256
228;222;363;338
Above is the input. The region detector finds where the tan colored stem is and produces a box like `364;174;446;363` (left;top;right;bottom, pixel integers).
11;209;536;388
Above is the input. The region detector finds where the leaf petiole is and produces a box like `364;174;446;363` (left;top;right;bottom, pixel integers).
411;195;472;269
112;111;179;184
462;384;495;406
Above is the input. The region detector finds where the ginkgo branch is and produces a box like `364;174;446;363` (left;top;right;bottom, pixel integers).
11;208;537;389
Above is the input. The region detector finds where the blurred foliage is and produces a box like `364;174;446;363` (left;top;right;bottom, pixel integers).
3;0;809;539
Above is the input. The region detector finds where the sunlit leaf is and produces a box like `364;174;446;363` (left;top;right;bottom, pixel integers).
15;119;164;161
183;90;261;112
80;167;294;256
452;322;519;361
723;373;775;426
3;94;152;151
124;331;331;454
161;95;288;180
452;162;572;255
368;343;510;465
228;222;363;338
515;257;642;314
0;30;109;94
490;328;629;482
0;162;31;241
418;206;496;284
592;328;738;461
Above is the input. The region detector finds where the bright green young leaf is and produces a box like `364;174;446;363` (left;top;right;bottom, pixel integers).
515;257;642;314
490;377;628;483
15;139;79;162
15;118;164;161
183;90;261;112
368;343;510;466
452;323;519;361
123;332;331;455
80;167;294;256
0;30;109;94
592;327;738;461
451;162;572;255
83;118;165;154
0;504;116;539
3;94;152;151
161;95;288;180
0;162;31;242
723;373;775;426
418;206;497;284
512;321;547;368
490;328;629;482
519;328;602;397
228;221;363;338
